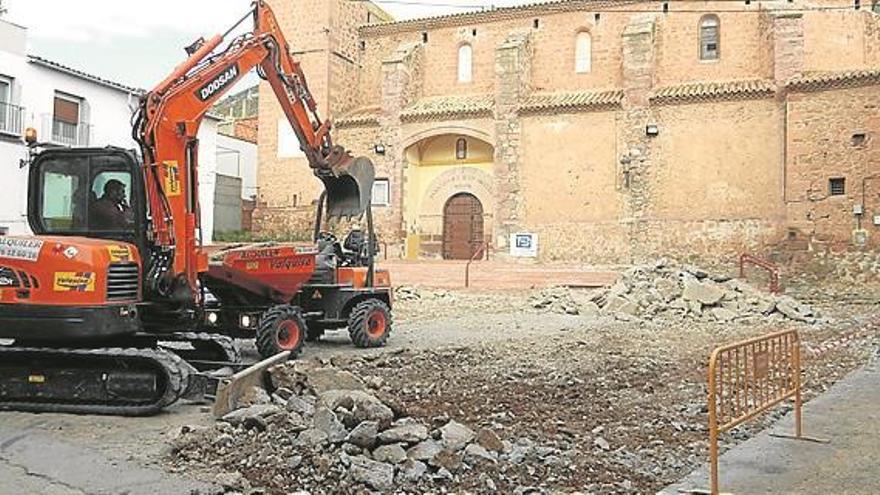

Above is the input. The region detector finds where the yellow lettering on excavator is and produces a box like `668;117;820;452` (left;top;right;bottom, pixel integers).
164;161;182;197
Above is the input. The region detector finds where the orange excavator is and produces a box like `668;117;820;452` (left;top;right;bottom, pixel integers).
0;1;392;415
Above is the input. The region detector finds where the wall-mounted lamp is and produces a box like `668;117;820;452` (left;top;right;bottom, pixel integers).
646;124;660;137
373;143;386;155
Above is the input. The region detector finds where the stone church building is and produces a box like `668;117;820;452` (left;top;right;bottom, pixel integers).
254;0;880;263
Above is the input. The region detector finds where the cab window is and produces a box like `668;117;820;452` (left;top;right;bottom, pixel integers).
41;157;88;232
36;154;136;234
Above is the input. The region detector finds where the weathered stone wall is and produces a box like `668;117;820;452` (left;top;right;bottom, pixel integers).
785;84;880;250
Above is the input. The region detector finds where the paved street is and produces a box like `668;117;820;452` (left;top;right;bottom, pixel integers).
0;408;219;495
663;355;880;495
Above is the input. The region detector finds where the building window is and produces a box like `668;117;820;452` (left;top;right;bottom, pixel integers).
455;138;468;160
829;178;846;196
700;15;720;60
0;77;10;105
372;178;390;206
575;31;592;73
873;0;880;14
458;44;473;83
0;76;11;134
52;93;88;146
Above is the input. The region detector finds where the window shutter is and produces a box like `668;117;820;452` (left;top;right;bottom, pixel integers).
54;97;80;124
575;32;592;73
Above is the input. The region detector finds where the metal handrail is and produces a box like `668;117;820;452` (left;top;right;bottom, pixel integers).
739;253;781;294
464;240;489;288
0;102;25;136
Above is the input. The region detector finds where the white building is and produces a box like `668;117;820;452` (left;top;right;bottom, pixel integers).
0;18;220;243
217;133;258;200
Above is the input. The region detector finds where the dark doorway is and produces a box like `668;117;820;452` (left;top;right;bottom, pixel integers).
442;193;484;260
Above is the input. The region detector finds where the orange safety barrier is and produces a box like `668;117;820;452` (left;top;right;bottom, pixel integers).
705;329;820;495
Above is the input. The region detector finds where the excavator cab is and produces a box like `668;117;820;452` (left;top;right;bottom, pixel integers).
26;147;147;252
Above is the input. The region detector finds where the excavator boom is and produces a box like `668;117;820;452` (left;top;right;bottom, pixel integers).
134;0;374;303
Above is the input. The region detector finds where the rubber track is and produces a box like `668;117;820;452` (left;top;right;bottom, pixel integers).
0;346;192;416
161;332;241;364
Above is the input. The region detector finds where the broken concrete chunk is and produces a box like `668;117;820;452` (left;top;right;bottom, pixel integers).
397;459;428;483
295;428;329;449
319;389;394;429
221;404;281;426
346;420;379;449
440;420;476;452
682;279;724;305
306;368;366;394
312;407;347;443
372;443;408;464
348;455;395;491
407;439;442;462
711;307;737;322
464;443;497;464
378;420;428;445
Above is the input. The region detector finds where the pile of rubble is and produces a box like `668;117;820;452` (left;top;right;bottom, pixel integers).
169;360;577;493
530;260;818;323
393;285;455;302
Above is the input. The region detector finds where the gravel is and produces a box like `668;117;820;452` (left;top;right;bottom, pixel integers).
166;264;880;494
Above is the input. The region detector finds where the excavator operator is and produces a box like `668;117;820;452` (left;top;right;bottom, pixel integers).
91;179;132;230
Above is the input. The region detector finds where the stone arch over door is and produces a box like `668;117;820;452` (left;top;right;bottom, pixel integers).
402;124;494;151
443;193;484;259
403;130;495;258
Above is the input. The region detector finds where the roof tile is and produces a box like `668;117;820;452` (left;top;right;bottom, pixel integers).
651;79;776;104
519;90;624;114
787;69;880;92
335;105;381;127
400;94;494;122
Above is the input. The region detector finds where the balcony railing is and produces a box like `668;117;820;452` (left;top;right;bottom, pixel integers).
0;102;25;137
51;119;91;146
40;114;92;147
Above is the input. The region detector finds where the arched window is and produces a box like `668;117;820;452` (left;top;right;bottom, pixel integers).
575;31;592;73
458;44;473;83
873;0;880;14
455;138;468;160
700;15;720;61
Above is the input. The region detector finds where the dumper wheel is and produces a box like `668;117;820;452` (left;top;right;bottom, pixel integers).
256;305;306;360
348;299;392;348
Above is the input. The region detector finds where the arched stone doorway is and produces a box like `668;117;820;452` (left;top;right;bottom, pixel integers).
402;132;495;259
442;193;484;260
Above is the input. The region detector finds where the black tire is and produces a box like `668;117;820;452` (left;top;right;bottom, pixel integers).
348;299;392;348
256;305;306;360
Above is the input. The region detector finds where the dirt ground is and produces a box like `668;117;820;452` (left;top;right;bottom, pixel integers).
2;274;878;494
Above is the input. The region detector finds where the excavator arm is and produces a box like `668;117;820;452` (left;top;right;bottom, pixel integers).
132;0;373;304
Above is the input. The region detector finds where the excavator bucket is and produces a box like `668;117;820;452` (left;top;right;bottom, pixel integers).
320;156;375;219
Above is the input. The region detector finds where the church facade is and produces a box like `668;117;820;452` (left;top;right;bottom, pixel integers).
255;0;880;263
